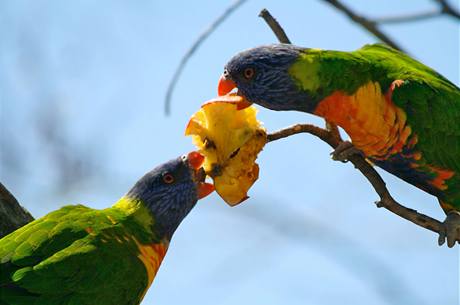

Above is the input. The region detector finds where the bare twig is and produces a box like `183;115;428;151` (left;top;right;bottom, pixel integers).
375;0;460;24
164;0;248;115
321;0;459;51
0;182;34;238
267;123;338;145
434;0;460;20
374;10;442;24
267;124;452;242
258;9;291;44
320;0;405;52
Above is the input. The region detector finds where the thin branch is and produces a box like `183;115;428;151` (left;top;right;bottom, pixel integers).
434;0;460;20
164;0;248;115
0;182;34;238
267;123;339;145
320;0;405;52
258;9;291;44
374;10;442;24
267;124;453;243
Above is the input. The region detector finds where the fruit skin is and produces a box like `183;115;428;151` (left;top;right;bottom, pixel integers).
220;43;460;213
186;100;266;206
0;155;206;305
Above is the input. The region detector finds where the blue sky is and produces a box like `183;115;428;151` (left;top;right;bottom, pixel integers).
1;1;459;304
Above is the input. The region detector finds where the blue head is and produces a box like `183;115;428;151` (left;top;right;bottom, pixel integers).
219;44;312;112
126;152;213;241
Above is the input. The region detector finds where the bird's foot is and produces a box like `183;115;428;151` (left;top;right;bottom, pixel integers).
438;210;460;248
331;141;364;163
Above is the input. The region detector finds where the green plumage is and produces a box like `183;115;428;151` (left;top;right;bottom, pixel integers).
289;44;460;209
0;201;155;305
290;44;458;102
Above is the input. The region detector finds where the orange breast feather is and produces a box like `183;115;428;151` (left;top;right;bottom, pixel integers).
314;81;413;159
133;238;168;301
313;81;454;192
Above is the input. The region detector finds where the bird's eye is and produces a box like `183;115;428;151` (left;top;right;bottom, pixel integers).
243;67;255;79
162;172;175;184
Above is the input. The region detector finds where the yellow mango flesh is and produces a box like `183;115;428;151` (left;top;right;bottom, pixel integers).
185;100;266;206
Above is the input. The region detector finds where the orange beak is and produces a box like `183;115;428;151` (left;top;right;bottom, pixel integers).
187;151;205;170
197;182;215;200
187;151;214;199
217;74;253;110
218;74;236;96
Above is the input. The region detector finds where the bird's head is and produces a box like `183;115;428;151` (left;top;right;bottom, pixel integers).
218;44;314;112
126;152;214;241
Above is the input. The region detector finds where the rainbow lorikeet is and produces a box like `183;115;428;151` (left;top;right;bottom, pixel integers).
0;152;214;305
218;43;460;247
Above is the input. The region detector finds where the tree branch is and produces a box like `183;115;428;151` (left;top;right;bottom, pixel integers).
320;0;405;52
258;9;291;44
0;182;34;238
434;0;460;20
164;0;248;115
267;124;453;242
374;10;442;24
321;0;459;52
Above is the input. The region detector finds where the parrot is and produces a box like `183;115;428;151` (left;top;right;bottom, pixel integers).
217;43;460;247
0;152;214;305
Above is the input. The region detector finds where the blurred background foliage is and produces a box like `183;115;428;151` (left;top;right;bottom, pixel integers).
0;1;458;304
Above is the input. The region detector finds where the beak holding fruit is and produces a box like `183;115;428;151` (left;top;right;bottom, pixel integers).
217;74;253;110
187;151;205;170
217;74;236;96
186;151;214;200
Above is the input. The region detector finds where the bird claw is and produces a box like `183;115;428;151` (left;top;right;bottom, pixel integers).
438;210;460;247
331;141;364;163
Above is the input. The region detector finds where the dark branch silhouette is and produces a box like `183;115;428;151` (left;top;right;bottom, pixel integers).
0;183;34;238
320;0;405;52
374;10;442;24
321;0;459;52
434;0;460;20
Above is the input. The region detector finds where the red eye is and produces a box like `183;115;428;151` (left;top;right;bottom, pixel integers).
162;172;175;184
243;68;255;79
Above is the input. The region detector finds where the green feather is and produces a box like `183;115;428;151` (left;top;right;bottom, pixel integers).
0;198;160;305
289;43;460;209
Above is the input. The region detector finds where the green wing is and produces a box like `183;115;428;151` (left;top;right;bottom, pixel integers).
357;44;458;90
0;205;149;305
357;44;460;205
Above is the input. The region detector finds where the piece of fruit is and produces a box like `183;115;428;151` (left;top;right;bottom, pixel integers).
185;95;266;206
